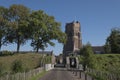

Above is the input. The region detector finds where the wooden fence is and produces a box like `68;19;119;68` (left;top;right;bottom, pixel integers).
0;67;43;80
87;68;120;80
71;68;120;80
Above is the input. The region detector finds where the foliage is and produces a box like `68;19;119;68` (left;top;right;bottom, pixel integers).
94;54;120;74
29;10;66;52
0;50;13;56
11;60;24;73
105;27;120;53
87;54;120;80
0;53;52;75
0;6;8;50
0;4;66;52
5;4;30;53
44;55;52;64
80;43;96;70
77;55;84;64
79;54;120;79
0;53;45;75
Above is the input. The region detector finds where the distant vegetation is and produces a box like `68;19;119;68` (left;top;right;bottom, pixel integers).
0;53;52;76
104;28;120;53
78;43;120;77
79;27;120;72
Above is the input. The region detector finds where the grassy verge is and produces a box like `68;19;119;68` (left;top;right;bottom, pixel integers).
0;53;52;75
78;54;120;80
30;70;48;80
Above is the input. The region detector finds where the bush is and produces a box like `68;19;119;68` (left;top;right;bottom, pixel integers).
44;56;52;64
0;50;14;56
11;60;24;73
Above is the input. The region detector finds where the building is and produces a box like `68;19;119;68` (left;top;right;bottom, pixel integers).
63;21;82;56
92;46;105;54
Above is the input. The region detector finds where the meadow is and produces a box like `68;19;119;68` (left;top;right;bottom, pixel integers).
0;53;51;76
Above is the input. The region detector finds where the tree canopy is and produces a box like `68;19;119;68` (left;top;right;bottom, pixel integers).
104;28;120;53
0;6;8;50
0;4;66;52
80;43;95;70
29;10;66;52
5;4;30;53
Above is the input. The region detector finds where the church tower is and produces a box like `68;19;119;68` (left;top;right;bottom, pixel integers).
63;21;82;56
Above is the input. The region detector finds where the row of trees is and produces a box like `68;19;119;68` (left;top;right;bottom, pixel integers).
0;4;66;53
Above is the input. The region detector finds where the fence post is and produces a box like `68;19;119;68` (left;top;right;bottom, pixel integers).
85;72;87;80
75;69;77;76
0;67;44;80
79;70;81;78
72;68;74;74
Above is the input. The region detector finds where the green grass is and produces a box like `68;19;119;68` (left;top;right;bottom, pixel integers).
30;70;48;80
94;54;120;72
78;54;120;73
0;53;52;75
84;54;120;80
0;53;42;72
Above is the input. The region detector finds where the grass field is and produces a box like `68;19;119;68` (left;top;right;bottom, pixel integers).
94;54;120;73
0;53;51;75
78;54;120;74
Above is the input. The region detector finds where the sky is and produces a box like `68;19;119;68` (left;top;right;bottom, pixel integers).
0;0;120;55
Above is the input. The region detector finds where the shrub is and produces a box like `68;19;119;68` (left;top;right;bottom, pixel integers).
80;43;96;70
0;50;14;56
11;60;24;73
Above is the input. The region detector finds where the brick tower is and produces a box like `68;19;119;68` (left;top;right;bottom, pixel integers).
63;21;82;56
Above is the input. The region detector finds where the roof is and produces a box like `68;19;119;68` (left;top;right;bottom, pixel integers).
92;46;105;53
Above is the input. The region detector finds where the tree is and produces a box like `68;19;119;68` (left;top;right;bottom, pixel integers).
104;40;111;53
29;10;66;52
80;43;95;70
5;4;30;53
0;6;8;50
105;28;120;53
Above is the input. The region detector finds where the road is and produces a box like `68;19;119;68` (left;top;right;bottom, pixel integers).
39;68;80;80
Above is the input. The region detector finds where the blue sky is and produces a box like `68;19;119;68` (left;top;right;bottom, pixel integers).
0;0;120;55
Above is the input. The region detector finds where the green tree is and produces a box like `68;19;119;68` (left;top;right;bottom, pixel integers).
29;10;66;52
6;4;30;53
80;43;95;70
0;6;8;50
105;28;120;53
104;41;111;53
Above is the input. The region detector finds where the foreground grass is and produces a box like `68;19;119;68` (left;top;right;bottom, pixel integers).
94;54;120;72
78;54;120;80
0;53;52;76
78;54;120;73
30;70;48;80
0;53;42;74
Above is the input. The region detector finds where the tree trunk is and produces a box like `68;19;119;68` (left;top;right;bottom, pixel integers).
36;47;39;53
0;39;1;51
17;37;20;53
83;64;86;71
36;41;39;53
